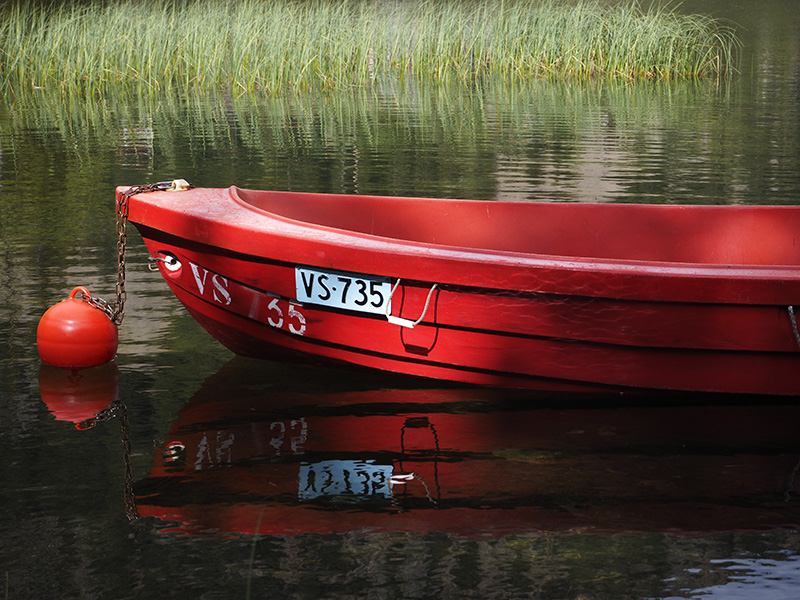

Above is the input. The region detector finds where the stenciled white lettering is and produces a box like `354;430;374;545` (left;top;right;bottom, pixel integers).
189;262;233;306
189;262;209;295
211;273;232;306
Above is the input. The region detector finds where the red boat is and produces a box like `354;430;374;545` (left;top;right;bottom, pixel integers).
123;184;800;395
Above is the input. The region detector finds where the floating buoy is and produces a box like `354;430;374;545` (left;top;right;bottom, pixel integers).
38;362;119;428
37;286;118;368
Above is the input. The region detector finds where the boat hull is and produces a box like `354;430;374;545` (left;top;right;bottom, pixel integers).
126;186;800;395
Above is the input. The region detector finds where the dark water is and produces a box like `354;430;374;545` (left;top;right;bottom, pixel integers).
2;0;800;598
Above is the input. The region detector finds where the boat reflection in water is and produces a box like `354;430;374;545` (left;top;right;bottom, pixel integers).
135;358;800;537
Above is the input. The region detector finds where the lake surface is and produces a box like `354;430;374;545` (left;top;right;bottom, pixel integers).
2;0;800;598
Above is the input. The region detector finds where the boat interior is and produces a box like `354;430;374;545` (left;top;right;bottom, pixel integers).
233;187;800;266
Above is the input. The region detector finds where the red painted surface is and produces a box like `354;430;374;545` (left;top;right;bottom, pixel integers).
123;186;800;395
37;286;118;368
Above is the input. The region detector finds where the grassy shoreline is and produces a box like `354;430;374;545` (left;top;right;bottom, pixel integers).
1;0;738;96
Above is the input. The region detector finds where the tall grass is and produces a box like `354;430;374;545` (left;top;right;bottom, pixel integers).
0;0;738;96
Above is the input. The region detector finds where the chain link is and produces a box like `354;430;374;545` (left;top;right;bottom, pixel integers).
82;292;116;322
113;186;129;325
89;180;189;325
789;306;800;349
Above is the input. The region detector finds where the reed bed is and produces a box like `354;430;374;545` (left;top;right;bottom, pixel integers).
0;0;738;95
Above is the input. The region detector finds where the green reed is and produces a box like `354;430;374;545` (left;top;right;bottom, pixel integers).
0;0;738;96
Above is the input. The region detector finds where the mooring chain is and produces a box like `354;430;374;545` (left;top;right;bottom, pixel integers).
789;306;800;350
82;180;191;325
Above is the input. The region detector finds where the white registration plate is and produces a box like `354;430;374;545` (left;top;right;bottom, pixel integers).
295;266;392;315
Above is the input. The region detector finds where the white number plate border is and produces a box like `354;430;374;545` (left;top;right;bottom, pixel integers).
295;266;393;316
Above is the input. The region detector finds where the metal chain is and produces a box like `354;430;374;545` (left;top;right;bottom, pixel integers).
789;306;800;349
113;185;131;325
82;181;189;325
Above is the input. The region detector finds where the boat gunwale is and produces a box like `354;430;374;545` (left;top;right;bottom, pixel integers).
226;186;800;278
124;186;800;305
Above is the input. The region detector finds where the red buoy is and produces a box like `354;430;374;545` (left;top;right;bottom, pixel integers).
37;286;118;368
